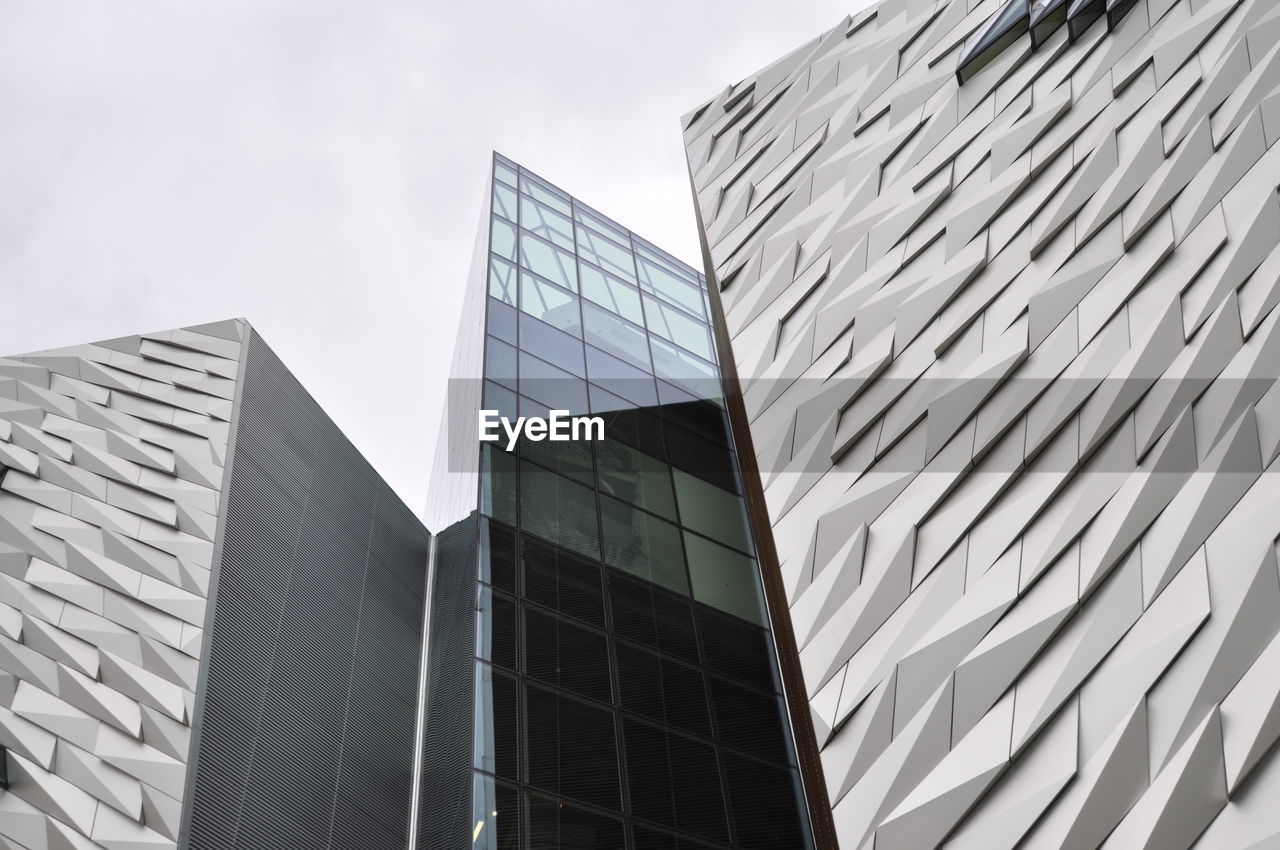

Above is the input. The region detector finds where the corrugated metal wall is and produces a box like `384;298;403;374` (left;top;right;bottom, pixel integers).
182;330;430;850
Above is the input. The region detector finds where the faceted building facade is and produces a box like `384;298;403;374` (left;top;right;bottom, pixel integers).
683;0;1280;848
417;155;815;850
0;320;429;850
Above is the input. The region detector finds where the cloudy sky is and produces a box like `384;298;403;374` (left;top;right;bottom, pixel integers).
2;0;865;514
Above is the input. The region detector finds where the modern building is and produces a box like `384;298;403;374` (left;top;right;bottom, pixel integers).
8;0;1280;847
682;0;1280;848
0;321;429;850
418;156;815;850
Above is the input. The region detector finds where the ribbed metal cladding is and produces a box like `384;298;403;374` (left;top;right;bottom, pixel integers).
416;513;480;850
181;330;431;850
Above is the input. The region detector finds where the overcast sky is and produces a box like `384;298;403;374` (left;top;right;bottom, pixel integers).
1;0;865;515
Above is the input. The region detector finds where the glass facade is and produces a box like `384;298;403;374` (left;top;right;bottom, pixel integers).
467;154;813;850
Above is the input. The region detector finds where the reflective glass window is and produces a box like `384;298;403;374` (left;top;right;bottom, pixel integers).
488;256;518;306
685;532;766;626
476;585;518;670
519;233;578;292
650;337;718;398
595;439;676;520
518;351;588;414
520;195;574;251
494;159;518;188
519;175;572;217
643;294;714;360
524;685;620;809
525;790;624;849
583;302;651;370
576;227;637;284
519;273;581;336
492;180;518;222
471;774;519;850
480;444;517;527
521;534;605;628
519;313;584;377
585;345;658;408
473;662;519;779
486;297;517;345
485;336;517;390
580;263;644;324
607;570;700;663
574;205;630;244
672;469;752;554
637;252;704;318
480;519;516;592
491;215;517;261
600;495;688;594
520;461;599;559
523;607;612;703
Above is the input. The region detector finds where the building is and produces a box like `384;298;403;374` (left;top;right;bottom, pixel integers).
0;321;429;850
8;0;1280;846
418;155;815;850
682;0;1280;848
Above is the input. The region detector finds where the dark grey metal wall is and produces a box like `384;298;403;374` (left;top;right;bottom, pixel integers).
181;330;431;850
415;513;479;850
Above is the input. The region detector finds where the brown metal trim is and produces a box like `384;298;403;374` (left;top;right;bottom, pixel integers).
687;172;839;850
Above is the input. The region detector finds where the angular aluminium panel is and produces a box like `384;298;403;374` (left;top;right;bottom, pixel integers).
683;0;1280;847
0;321;430;849
0;321;242;850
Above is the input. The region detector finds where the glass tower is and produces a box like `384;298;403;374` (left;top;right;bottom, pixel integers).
420;154;815;850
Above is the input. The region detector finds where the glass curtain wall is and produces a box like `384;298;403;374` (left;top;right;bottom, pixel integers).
470;154;813;850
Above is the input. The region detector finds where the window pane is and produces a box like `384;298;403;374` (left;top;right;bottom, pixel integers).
525;790;625;849
521;461;599;559
494;159;518;188
483;381;518;423
471;774;520;850
672;469;751;553
596;440;676;520
642;295;713;360
600;495;688;594
522;534;605;628
492;180;518;221
524;607;612;703
485;336;517;390
607;571;700;663
489;256;518;306
524;687;620;809
580;263;644;324
574;205;630;244
520;195;574;250
480;444;517;526
650;337;718;398
520;273;581;336
519;233;578;292
585;345;657;408
518;351;588;414
576;227;637;283
684;532;765;626
722;753;808;849
520;314;584;377
480;519;517;592
491;215;517;261
487;297;517;345
583;302;651;371
637;252;704;318
473;662;519;779
519;174;571;216
476;586;518;670
709;675;789;764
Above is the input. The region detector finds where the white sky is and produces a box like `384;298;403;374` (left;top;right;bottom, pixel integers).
1;0;866;514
